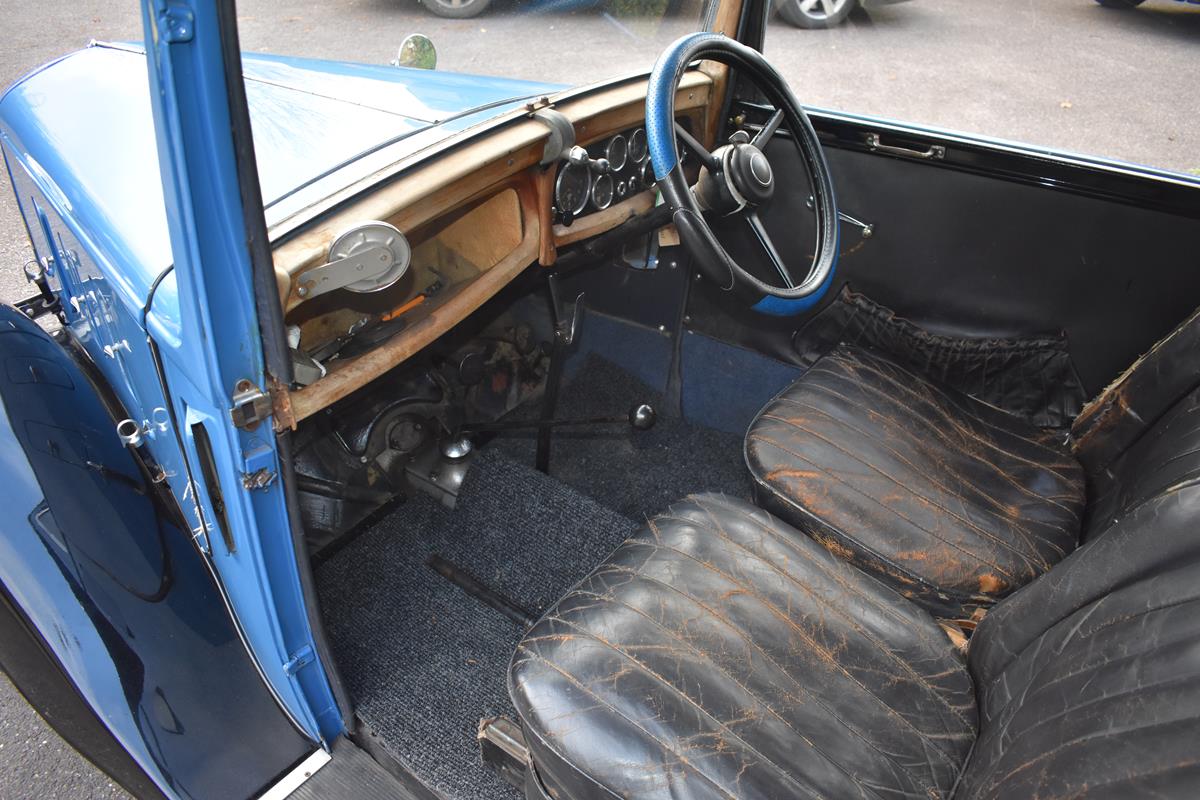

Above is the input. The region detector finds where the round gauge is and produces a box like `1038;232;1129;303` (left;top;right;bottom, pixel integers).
615;179;628;201
642;158;656;188
555;162;590;217
591;173;614;210
629;128;648;163
605;134;628;173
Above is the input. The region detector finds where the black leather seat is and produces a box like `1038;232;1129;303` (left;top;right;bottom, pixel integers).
510;494;978;800
745;344;1085;616
510;478;1200;799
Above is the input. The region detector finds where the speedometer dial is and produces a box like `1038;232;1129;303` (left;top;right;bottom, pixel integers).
591;174;614;210
629;128;647;163
605;134;628;172
555;162;590;217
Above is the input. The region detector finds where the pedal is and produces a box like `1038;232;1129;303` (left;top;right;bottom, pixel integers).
478;716;530;791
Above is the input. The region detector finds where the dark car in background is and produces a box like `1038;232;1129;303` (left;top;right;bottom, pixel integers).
1;0;1199;798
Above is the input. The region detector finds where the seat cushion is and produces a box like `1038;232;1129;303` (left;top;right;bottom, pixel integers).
745;344;1085;617
509;494;977;800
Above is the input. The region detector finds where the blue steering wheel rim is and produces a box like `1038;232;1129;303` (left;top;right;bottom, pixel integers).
647;32;725;181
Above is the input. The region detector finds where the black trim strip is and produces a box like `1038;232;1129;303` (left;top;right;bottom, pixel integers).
215;0;291;383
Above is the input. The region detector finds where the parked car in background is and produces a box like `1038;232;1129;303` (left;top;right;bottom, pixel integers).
417;0;910;25
1095;0;1200;8
776;0;911;28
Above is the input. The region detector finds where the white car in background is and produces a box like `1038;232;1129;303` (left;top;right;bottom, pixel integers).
776;0;912;28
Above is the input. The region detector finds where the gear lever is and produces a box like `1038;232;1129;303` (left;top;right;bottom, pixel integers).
494;272;659;474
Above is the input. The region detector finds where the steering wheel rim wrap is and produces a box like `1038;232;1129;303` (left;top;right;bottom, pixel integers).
647;33;840;314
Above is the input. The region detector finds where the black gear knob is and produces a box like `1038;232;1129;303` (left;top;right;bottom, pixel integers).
628;403;657;431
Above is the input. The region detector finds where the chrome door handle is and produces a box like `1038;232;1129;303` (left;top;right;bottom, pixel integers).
865;133;946;161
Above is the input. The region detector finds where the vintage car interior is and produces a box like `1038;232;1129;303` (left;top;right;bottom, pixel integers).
256;27;1200;800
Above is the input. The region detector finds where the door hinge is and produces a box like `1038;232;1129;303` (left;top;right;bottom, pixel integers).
242;468;277;491
282;645;315;676
230;379;272;431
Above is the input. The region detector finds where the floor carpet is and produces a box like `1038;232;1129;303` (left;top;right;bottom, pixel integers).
493;353;753;521
316;449;636;800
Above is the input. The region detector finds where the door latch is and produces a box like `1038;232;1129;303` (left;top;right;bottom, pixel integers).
230;380;272;431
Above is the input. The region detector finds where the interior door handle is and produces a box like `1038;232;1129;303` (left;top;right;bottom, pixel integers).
865;133;946;161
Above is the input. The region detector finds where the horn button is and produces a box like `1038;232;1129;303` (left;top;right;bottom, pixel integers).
692;141;777;215
727;143;775;206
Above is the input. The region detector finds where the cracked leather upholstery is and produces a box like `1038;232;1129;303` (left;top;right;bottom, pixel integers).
509;494;978;800
745;344;1085;617
511;484;1200;798
961;432;1200;799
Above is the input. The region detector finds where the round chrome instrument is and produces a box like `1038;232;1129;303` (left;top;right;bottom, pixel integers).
605;134;628;173
629;128;648;163
554;162;591;217
591;174;614;210
642;158;656;188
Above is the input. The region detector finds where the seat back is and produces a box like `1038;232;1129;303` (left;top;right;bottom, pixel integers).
961;387;1200;798
1072;304;1200;475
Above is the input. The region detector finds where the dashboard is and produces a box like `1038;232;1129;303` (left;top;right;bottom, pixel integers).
554;126;654;224
267;71;715;429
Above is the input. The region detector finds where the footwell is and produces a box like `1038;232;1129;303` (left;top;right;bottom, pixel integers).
315;449;635;800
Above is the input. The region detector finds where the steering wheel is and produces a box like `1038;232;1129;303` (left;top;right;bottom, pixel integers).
647;33;839;315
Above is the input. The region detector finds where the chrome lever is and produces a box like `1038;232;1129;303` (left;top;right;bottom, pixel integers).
806;197;875;239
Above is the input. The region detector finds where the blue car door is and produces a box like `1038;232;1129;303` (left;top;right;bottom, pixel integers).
0;304;314;799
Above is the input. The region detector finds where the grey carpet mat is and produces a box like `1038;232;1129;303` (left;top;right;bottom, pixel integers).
316;449;636;800
494;353;753;520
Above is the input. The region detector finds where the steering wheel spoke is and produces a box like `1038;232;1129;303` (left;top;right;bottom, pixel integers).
674;121;720;173
751;109;785;150
747;212;795;289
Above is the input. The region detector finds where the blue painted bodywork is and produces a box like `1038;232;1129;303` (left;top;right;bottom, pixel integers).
0;305;313;799
0;42;555;314
0;13;558;798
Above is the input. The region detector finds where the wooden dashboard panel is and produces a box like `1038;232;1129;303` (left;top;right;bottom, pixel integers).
271;71;713;427
283;178;538;425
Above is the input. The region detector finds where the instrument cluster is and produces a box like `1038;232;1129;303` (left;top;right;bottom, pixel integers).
553;125;686;225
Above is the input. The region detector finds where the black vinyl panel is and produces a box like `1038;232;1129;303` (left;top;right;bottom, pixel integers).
689;113;1200;396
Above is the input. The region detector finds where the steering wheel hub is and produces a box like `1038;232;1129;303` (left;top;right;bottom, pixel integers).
727;143;775;205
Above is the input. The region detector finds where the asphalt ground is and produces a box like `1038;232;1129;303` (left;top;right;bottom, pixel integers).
0;0;1195;797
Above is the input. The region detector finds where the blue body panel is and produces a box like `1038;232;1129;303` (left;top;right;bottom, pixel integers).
0;305;313;798
0;8;565;795
0;42;555;315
